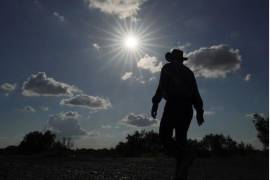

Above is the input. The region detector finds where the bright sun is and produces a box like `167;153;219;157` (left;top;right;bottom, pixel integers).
123;34;139;50
99;20;159;61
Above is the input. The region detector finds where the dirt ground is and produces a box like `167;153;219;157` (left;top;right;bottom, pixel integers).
0;155;268;180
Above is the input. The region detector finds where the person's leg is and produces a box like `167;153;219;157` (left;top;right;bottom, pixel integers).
174;105;193;180
159;102;176;157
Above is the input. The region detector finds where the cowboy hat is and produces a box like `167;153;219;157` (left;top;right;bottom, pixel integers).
165;49;188;62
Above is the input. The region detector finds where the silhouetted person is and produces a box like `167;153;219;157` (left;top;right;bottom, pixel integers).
151;49;204;180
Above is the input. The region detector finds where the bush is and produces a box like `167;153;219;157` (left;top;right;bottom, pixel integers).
18;130;72;155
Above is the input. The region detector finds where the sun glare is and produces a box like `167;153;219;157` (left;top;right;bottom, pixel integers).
94;19;161;63
124;34;139;50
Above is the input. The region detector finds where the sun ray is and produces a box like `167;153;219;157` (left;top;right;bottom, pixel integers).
85;17;170;77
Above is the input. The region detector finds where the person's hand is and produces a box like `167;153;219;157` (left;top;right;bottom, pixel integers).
196;111;204;126
151;104;158;119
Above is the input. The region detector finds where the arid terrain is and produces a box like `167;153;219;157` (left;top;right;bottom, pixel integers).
0;155;268;180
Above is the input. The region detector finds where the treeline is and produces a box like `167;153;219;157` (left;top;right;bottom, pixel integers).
2;131;73;156
113;130;259;157
1;113;268;158
112;113;268;157
0;130;263;158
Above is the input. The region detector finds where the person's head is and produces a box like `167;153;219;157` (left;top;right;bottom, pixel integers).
165;49;188;63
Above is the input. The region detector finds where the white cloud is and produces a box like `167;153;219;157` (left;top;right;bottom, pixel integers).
53;12;65;22
48;111;87;137
0;83;16;94
121;113;158;127
137;54;162;73
87;0;147;19
185;44;241;78
60;94;111;110
121;72;146;84
92;43;101;50
121;72;133;80
22;72;81;96
244;74;251;81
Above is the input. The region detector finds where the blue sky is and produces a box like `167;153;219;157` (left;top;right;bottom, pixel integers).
0;0;268;149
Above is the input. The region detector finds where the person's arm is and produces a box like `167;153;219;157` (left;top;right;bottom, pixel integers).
151;67;168;118
191;73;204;125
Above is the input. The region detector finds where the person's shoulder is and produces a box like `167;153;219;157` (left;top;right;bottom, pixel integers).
161;63;173;71
183;64;194;73
182;64;196;77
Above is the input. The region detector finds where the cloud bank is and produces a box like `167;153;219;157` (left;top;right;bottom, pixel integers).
60;94;111;110
87;0;147;19
186;44;241;78
121;113;158;127
48;111;87;137
22;72;80;96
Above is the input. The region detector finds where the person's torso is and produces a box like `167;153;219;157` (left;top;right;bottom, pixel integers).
162;62;195;102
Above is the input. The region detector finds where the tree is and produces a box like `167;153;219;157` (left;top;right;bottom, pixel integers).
201;134;227;156
115;130;162;156
19;131;45;153
19;130;57;154
252;113;269;151
42;131;56;150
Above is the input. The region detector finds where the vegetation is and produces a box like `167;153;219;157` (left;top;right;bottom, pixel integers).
252;113;269;151
1;114;268;157
1;130;73;155
113;130;257;157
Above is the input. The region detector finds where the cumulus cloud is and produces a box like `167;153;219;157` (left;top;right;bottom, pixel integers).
0;83;16;94
87;0;147;19
244;74;251;81
48;111;87;137
60;94;111;110
121;113;158;127
53;11;65;22
185;44;241;78
137;55;162;73
92;43;101;50
22;72;80;96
